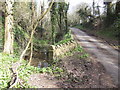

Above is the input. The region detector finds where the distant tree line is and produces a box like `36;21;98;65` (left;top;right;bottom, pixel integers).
68;0;120;30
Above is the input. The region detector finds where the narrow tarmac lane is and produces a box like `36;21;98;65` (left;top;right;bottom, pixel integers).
71;27;119;86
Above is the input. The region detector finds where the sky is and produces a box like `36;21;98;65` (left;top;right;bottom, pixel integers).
68;0;104;13
36;0;118;14
36;0;105;14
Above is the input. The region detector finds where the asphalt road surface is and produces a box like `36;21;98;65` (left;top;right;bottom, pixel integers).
71;27;119;86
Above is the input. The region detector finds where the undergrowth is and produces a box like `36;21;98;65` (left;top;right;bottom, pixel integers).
64;45;83;56
74;18;120;41
16;60;64;88
0;53;64;88
0;53;18;88
55;30;73;45
0;44;89;88
97;18;120;40
15;45;86;88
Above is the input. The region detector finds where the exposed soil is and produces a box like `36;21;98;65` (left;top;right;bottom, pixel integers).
71;27;119;86
28;73;60;88
28;27;118;88
28;52;117;88
57;52;116;88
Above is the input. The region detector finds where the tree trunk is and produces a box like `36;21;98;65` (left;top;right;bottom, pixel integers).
115;0;120;17
106;2;111;17
65;11;68;33
64;3;69;34
41;4;44;28
20;0;54;62
92;0;95;16
28;0;35;65
51;2;57;45
3;0;14;54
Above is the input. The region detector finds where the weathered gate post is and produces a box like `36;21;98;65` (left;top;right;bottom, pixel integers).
48;45;55;60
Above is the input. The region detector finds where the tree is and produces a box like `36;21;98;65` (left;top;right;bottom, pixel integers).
92;0;95;16
40;1;45;28
3;0;14;54
28;0;36;65
96;4;101;19
55;1;69;42
115;0;120;17
64;2;69;34
77;3;92;23
19;0;54;62
103;0;115;27
105;2;112;17
50;2;57;44
12;2;34;55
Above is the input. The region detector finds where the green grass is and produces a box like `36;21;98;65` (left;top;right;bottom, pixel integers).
74;45;84;52
97;28;118;40
55;38;72;45
60;45;84;58
55;30;73;45
77;53;89;59
74;24;85;30
74;46;89;59
74;24;119;41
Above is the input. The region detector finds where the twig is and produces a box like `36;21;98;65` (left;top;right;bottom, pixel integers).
9;0;55;88
20;0;54;62
28;39;33;65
